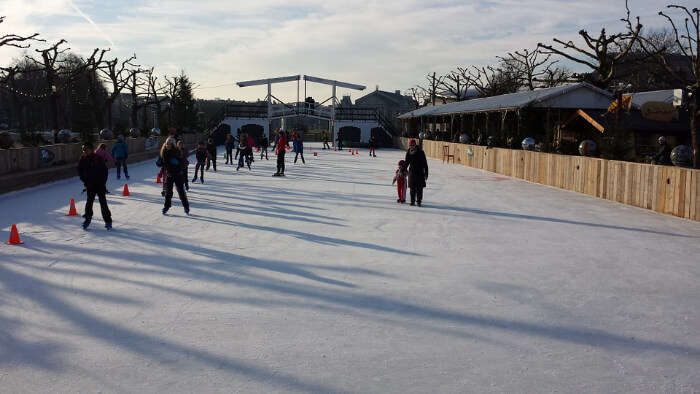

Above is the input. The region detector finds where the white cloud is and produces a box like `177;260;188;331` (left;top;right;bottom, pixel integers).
0;0;692;100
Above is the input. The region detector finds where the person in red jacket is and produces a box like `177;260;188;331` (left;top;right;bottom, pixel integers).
392;159;407;203
273;130;289;176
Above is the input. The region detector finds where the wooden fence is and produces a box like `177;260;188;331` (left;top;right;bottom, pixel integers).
399;138;700;221
0;134;205;176
0;134;206;194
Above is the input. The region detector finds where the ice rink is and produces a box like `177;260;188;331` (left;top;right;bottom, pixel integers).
1;144;699;393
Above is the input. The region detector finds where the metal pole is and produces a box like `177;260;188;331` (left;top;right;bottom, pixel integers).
331;84;336;144
267;81;272;136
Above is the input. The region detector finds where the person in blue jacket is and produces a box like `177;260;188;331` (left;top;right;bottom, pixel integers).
111;135;129;179
292;132;305;164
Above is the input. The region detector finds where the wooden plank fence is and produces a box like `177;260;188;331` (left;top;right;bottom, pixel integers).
399;138;700;221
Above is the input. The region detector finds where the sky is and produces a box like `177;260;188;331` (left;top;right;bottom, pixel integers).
0;0;692;102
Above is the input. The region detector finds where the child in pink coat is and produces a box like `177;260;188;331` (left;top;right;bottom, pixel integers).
392;160;407;203
95;143;115;166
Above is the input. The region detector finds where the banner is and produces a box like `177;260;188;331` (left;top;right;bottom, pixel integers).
641;102;678;122
39;147;55;165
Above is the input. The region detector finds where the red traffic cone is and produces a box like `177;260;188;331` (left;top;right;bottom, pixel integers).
355;149;359;155
66;198;79;216
122;184;130;196
156;173;162;184
334;147;337;152
313;152;318;157
7;224;23;245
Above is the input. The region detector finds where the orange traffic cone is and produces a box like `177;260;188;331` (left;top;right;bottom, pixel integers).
156;173;162;184
122;184;130;196
355;149;359;155
313;152;318;157
7;224;23;245
66;198;79;216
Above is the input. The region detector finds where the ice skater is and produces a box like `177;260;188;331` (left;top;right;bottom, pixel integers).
237;136;252;171
322;130;331;150
293;132;305;164
111;135;129;180
273;130;289;176
192;142;208;183
224;134;236;165
160;138;190;215
403;139;429;206
392;160;407;204
368;136;377;157
177;140;190;191
205;137;217;171
259;134;269;160
77;143;112;230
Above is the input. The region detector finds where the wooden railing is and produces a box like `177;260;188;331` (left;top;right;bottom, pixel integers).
399;138;700;221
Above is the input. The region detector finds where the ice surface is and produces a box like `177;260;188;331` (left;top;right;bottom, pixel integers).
1;144;699;393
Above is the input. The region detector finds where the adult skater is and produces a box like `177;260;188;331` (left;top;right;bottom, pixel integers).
336;131;343;150
224;134;236;165
192;141;208;183
403;139;429;207
653;136;672;166
237;135;253;171
259;134;269;160
246;133;256;163
293;132;305;164
111;135;129;180
160;138;190;215
77;142;112;230
205;137;217;171
177;140;190;191
273;130;289;176
322;130;331;150
368;136;377;157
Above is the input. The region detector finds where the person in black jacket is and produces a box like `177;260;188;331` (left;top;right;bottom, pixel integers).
192;142;208;183
205;138;217;171
259;135;269;160
77;143;112;229
160;138;190;215
224;134;236;164
403;139;429;206
653;136;672;165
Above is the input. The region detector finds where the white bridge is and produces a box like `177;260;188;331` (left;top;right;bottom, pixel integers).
215;75;390;143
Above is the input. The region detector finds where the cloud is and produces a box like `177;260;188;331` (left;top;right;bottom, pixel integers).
0;0;691;100
67;0;115;48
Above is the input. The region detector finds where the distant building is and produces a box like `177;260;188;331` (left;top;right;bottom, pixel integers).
355;88;418;133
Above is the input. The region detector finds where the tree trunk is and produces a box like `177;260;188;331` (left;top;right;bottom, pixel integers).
692;90;699;168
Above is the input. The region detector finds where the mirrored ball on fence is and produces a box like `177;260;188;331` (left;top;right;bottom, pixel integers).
99;128;113;140
521;137;536;151
151;127;161;136
459;133;469;144
578;140;597;156
129;128;141;138
56;129;73;143
671;145;693;168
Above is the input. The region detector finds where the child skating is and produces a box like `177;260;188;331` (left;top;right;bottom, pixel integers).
392;160;407;204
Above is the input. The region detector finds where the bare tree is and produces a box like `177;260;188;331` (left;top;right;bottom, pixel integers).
124;66;148;131
439;70;470;101
635;5;699;167
99;54;137;129
538;1;642;88
416;72;445;106
406;87;426;106
467;64;521;97
0;16;42;49
496;48;575;90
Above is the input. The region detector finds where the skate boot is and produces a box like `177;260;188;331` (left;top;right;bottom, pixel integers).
82;218;91;230
105;222;112;230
